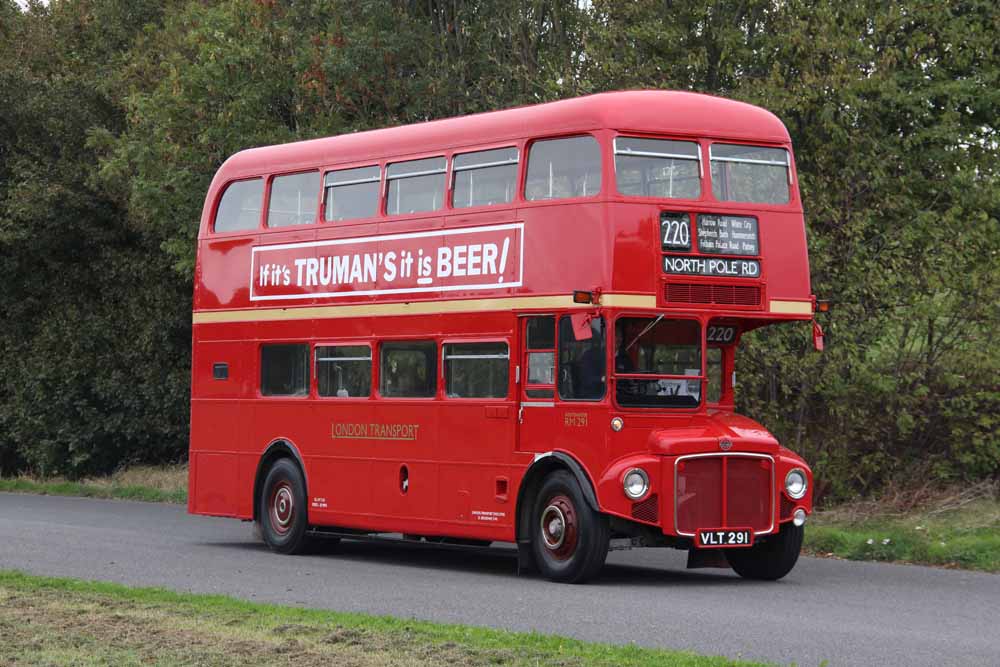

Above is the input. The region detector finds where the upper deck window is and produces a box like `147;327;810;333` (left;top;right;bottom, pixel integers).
324;165;380;222
614;137;701;200
214;178;263;232
386;157;446;215
452;147;518;209
710;144;790;204
267;171;320;227
525;136;601;201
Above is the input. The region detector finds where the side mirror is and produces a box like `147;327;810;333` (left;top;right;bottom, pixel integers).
569;312;593;341
812;321;825;352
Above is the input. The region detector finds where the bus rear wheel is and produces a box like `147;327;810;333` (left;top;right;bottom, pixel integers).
725;523;803;581
258;458;311;554
531;470;609;583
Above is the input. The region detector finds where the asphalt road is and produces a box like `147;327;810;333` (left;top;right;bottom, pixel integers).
1;493;997;666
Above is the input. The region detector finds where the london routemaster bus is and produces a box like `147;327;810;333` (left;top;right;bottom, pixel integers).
189;90;819;583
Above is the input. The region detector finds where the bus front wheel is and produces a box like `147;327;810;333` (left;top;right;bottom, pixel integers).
258;458;311;554
531;470;609;583
725;523;803;580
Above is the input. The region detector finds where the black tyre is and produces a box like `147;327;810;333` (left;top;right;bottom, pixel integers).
531;470;609;583
258;458;311;554
725;523;803;581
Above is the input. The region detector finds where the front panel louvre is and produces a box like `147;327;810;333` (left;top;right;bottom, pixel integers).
631;494;659;523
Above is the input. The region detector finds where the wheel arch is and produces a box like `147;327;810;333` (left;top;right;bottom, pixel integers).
515;451;599;544
252;438;308;522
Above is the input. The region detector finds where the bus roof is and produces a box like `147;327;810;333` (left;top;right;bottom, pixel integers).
217;90;791;180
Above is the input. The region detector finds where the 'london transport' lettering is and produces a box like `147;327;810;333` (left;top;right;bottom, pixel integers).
332;422;420;441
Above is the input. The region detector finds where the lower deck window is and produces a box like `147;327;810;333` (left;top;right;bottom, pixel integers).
524;316;556;399
317;345;371;398
261;344;309;396
380;341;437;397
444;342;509;398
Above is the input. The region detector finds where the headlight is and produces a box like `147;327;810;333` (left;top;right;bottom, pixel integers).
623;468;649;500
785;468;807;499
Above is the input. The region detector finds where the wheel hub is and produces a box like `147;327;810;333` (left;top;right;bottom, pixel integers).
539;495;578;561
270;483;294;535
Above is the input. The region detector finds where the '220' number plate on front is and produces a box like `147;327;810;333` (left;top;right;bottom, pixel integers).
696;528;754;548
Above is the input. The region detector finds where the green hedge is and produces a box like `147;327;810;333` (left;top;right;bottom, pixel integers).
1;1;996;497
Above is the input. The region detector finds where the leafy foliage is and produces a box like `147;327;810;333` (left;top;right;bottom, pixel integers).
0;0;996;494
0;0;189;476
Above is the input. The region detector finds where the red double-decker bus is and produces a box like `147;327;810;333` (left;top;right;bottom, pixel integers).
189;90;817;583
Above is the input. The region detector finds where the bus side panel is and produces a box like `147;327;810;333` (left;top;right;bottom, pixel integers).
519;202;610;294
195;237;255;310
438;401;515;530
759;210;812;303
308;399;378;519
190;451;239;516
366;401;440;521
190;338;246;517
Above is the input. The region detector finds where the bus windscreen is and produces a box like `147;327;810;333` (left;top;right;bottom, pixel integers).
614;317;702;408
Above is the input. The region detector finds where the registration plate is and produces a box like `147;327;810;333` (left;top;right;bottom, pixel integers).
695;528;754;548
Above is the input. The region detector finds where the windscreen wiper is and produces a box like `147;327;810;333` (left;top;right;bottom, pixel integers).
624;314;663;351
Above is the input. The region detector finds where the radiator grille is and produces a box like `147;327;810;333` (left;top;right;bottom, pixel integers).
664;283;762;306
675;455;773;534
631;494;659;523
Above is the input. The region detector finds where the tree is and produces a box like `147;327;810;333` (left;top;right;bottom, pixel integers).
586;0;1000;494
0;0;189;476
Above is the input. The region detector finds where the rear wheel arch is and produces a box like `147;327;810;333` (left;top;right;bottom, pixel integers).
253;439;308;522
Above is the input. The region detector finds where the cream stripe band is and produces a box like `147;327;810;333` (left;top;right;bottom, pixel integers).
768;299;813;315
193;294;658;324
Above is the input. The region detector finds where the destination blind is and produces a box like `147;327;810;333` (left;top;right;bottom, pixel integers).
697;215;759;256
663;255;761;278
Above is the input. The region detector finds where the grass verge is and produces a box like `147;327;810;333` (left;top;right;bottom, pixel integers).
804;483;1000;572
0;570;766;667
0;464;187;504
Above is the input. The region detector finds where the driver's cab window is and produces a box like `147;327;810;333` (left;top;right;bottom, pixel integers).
558;314;606;401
